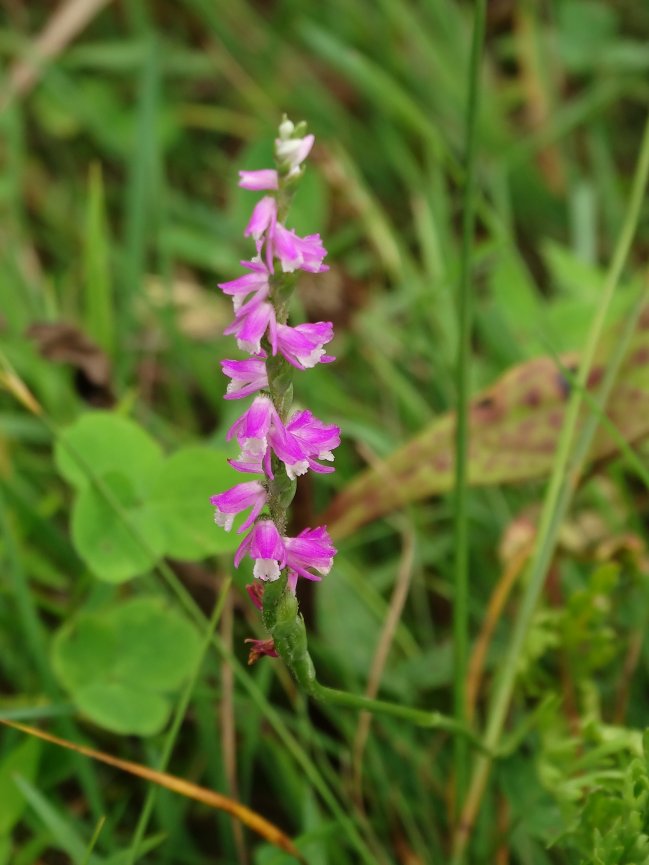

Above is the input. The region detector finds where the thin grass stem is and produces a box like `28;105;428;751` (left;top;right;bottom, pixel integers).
452;0;487;822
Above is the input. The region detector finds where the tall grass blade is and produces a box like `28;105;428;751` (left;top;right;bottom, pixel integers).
451;0;487;822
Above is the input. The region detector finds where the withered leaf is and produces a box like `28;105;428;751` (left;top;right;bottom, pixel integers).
27;321;114;407
324;312;649;541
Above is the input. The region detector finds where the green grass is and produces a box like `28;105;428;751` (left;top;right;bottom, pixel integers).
2;2;649;863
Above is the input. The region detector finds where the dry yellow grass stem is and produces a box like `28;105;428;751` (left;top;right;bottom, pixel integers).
0;718;305;863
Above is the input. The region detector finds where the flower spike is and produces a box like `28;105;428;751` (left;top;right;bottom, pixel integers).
211;117;337;666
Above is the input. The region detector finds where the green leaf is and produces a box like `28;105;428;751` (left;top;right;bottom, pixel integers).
71;471;165;582
0;738;41;835
55;412;163;494
52;597;202;735
57;417;242;573
73;683;169;738
148;446;242;560
108;596;203;690
0;836;11;865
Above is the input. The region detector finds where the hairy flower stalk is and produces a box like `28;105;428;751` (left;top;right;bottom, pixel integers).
211;117;337;677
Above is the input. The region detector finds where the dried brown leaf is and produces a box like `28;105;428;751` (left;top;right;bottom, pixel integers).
325;313;649;540
27;321;114;407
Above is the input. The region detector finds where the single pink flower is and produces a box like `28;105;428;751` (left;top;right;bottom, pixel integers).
284;410;340;475
220;357;268;400
259;408;340;480
244;196;277;241
210;481;267;533
224;295;278;354
285;526;336;591
227;395;276;458
276;322;335;369
272;224;328;273
267;420;311;480
239;169;279;190
235;519;286;581
218;259;269;314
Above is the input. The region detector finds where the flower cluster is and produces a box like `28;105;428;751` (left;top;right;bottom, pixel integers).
210;118;338;663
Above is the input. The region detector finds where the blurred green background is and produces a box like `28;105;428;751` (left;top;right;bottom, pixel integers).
2;1;649;863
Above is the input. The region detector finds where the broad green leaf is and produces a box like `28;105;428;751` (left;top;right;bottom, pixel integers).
52;597;201;735
0;836;11;865
73;682;169;738
57;417;243;575
71;471;165;582
55;412;163;494
51;616;116;691
148;446;242;560
0;738;41;835
109;596;203;690
325;314;649;540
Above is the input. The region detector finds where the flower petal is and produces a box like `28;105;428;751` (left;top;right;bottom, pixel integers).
238;169;279;190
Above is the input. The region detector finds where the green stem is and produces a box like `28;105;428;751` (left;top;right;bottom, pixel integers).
81;817;107;865
452;111;649;863
311;682;488;750
125;580;231;865
452;0;486;820
261;569;485;746
264;586;487;747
